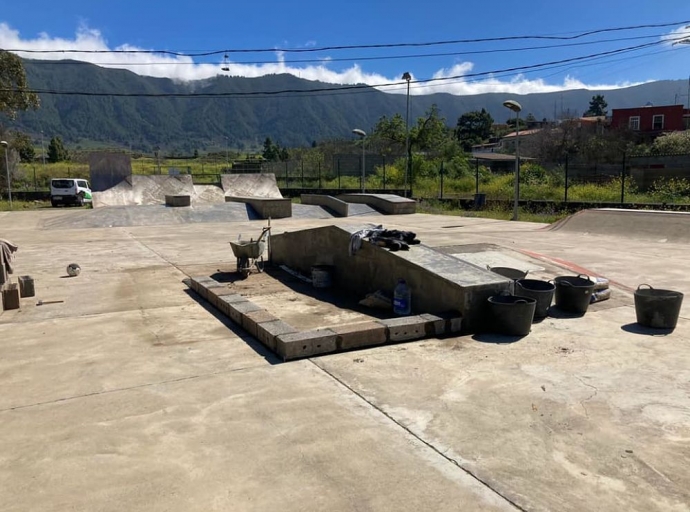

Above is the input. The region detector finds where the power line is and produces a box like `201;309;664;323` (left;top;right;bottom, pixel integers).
4;20;689;56
3;37;687;101
19;33;671;67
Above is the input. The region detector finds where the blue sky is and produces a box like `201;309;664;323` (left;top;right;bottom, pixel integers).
2;0;690;95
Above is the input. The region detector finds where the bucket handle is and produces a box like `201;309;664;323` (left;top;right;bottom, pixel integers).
637;283;654;291
486;264;493;271
515;299;529;304
577;274;591;280
559;280;573;287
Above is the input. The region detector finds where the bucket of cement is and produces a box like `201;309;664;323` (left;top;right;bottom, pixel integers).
634;284;683;330
554;275;595;315
487;295;537;336
311;266;333;289
515;279;555;319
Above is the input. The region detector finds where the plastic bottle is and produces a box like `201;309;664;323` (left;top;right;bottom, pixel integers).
393;278;411;315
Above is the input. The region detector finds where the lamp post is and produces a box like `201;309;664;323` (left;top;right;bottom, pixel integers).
402;72;412;198
352;128;366;192
1;141;11;210
503;100;522;221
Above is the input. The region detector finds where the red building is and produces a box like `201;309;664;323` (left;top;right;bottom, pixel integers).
611;104;690;134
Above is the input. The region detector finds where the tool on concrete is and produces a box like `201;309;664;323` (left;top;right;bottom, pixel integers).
36;299;64;306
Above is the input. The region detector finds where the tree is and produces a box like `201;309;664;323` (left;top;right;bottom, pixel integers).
0;51;40;119
369;113;406;156
650;131;690;154
11;131;35;161
47;136;69;163
584;94;608;117
262;137;279;161
455;109;494;151
506;117;528;130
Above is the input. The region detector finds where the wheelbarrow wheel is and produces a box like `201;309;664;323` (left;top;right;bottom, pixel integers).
256;256;264;273
238;256;250;278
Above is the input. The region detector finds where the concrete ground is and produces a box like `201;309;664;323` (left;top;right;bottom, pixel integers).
0;208;688;512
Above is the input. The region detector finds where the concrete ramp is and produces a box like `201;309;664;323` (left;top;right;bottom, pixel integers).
221;173;283;199
93;175;228;208
549;208;690;243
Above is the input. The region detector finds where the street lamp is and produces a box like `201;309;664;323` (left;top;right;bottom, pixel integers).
352;129;366;192
402;72;412;198
503;100;522;221
1;141;11;210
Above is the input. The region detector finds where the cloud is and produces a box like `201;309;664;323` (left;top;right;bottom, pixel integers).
0;22;642;95
662;25;690;45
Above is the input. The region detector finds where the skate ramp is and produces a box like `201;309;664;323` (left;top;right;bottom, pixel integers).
93;175;227;208
549;208;690;243
221;173;283;199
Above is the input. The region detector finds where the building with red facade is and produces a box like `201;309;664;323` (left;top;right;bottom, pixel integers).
611;104;690;134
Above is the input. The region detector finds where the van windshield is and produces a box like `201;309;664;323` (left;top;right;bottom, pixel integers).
52;180;74;188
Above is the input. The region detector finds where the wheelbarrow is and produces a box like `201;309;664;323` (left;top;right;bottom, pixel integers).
229;226;271;278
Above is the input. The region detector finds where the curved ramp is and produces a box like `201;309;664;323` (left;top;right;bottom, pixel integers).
93;175;227;208
549;208;690;243
221;173;283;199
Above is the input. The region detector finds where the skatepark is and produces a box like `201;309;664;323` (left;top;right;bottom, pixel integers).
0;195;688;510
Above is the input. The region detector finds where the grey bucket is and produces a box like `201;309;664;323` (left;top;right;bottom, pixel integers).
487;295;537;336
634;284;684;330
554;275;595;315
515;279;555;318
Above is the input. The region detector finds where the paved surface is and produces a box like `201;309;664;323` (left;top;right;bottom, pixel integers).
221;173;283;199
1;208;689;511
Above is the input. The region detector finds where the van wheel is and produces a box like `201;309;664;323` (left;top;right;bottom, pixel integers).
76;194;85;207
51;199;58;208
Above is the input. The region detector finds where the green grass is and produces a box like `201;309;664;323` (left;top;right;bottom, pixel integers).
417;199;568;224
0;199;51;211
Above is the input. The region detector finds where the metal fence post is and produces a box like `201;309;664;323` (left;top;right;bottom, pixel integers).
475;159;479;195
621;152;626;205
33;166;37;191
383;159;386;190
564;154;569;203
338;159;341;190
440;161;445;199
301;160;304;188
318;162;321;189
285;161;289;188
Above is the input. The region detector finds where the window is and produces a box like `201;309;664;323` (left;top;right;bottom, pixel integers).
629;116;640;130
51;179;74;188
652;115;664;131
684;116;690;130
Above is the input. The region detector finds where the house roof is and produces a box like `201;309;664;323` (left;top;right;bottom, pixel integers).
501;128;542;139
471;153;535;161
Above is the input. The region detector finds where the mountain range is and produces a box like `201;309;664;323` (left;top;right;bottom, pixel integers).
7;59;690;152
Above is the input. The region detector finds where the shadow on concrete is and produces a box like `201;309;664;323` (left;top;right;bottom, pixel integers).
256;266;393;321
471;333;526;344
546;306;586;319
181;287;282;365
621;323;675;336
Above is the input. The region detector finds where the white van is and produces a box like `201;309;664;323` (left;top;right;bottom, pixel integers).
50;178;93;207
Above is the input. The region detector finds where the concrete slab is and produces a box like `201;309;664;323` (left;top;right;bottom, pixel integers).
338;193;417;214
221;173;283;199
1;208;690;511
449;250;545;273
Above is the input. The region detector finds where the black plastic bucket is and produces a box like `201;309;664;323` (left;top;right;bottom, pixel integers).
634;284;684;330
515;279;556;318
487;295;537;336
554;275;595;315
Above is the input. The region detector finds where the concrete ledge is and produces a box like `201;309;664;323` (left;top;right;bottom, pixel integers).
276;329;337;361
217;294;248;317
378;316;428;342
301;194;349;217
331;321;387;350
242;309;280;338
165;195;191;207
257;320;299;351
228;301;263;325
337;193;416;214
225;196;292;219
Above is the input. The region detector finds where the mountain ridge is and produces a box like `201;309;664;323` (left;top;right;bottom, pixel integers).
7;59;689;151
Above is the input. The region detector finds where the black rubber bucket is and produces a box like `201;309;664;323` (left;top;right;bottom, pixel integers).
515;279;556;318
634;284;684;330
487;295;537;336
554;275;595;315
